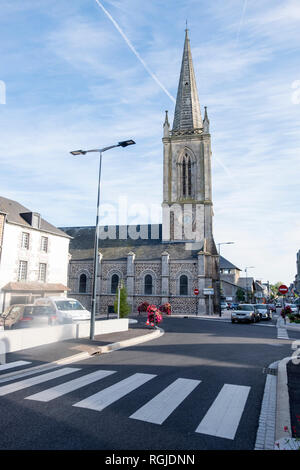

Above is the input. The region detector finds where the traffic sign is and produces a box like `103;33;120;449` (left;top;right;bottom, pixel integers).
278;285;288;294
203;288;214;295
194;288;199;296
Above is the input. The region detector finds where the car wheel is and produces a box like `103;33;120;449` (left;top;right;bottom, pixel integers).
231;319;235;323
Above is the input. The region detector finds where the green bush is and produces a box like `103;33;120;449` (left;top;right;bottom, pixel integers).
114;281;131;318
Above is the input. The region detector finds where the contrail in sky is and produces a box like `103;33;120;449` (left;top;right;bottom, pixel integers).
94;0;236;183
94;0;176;103
235;0;248;45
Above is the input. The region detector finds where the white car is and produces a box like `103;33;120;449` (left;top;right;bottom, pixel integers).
286;304;298;313
34;297;91;324
254;304;272;320
231;304;260;323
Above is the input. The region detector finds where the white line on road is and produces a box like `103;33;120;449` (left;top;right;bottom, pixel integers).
73;373;156;412
130;378;201;424
0;361;31;372
195;383;250;439
0;367;80;396
25;370;116;402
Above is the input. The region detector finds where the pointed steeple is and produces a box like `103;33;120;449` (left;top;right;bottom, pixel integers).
163;110;170;137
203;106;210;133
172;29;203;133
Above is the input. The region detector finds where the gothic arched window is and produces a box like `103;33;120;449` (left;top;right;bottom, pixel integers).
111;274;119;294
188;156;192;196
181;153;193;198
79;274;87;293
179;275;188;296
144;274;153;295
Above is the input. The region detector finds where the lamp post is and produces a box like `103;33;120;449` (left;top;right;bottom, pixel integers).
71;139;136;340
245;266;255;303
217;242;234;257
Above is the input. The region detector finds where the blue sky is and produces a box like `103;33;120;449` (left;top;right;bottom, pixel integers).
0;0;299;285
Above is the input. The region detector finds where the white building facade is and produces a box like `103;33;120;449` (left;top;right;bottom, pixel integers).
0;197;71;312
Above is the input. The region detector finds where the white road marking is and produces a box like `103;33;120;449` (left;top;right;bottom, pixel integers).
0;361;31;372
25;370;116;402
73;373;156;412
130;378;201;424
0;367;80;396
195;384;250;439
277;328;289;339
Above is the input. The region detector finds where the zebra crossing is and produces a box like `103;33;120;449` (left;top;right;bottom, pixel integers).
0;362;251;441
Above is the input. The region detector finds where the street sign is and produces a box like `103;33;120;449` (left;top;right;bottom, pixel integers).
194;288;199;296
203;288;214;295
278;285;288;294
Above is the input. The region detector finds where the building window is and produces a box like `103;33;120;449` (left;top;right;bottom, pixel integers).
144;274;153;295
18;260;28;281
21;232;30;249
79;274;87;293
181;153;193;198
179;275;188;295
111;274;119;294
41;236;48;252
38;263;47;282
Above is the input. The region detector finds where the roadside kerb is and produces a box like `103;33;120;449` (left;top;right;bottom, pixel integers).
0;327;164;384
96;326;164;353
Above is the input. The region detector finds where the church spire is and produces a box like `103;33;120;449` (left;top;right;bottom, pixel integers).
172;29;203;133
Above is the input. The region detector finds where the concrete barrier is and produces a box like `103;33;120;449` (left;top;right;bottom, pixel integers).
0;318;128;354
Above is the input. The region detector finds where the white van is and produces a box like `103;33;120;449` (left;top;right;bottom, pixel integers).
34;297;91;324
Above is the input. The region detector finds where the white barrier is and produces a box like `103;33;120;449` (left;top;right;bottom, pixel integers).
0;319;128;354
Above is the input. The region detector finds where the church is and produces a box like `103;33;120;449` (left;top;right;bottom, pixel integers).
61;30;220;316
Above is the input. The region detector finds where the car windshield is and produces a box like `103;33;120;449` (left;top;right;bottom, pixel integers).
256;305;267;309
55;300;84;311
236;305;254;311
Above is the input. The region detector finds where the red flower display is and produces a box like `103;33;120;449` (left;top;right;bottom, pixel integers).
146;304;163;326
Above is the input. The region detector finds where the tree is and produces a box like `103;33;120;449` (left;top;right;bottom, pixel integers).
114;281;131;318
270;282;284;298
236;288;245;302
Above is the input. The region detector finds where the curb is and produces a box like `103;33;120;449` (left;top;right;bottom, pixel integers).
0;327;164;383
95;327;164;353
275;356;292;442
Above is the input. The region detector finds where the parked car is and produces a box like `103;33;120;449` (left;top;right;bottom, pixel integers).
285;304;298;313
255;304;272;320
230;302;239;310
231;304;260;323
34;297;91;324
0;304;57;329
220;302;228;310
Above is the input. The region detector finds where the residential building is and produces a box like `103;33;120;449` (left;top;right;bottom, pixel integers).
0;196;71;312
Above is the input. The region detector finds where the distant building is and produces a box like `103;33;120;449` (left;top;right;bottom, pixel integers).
0;196;71;312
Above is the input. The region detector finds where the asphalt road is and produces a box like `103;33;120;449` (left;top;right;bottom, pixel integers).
0;315;299;451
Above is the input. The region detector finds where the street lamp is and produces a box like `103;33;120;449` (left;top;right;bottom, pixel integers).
70;139;136;340
217;242;234;257
245;266;255;303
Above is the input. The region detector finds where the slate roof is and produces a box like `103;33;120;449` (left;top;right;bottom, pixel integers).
0;196;70;238
59;224;220;261
219;256;241;271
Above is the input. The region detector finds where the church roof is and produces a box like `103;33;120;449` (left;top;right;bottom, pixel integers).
59;224;219;260
172;29;203;132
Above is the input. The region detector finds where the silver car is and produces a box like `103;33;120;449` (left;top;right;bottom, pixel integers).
231;304;260;323
255;304;272;320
